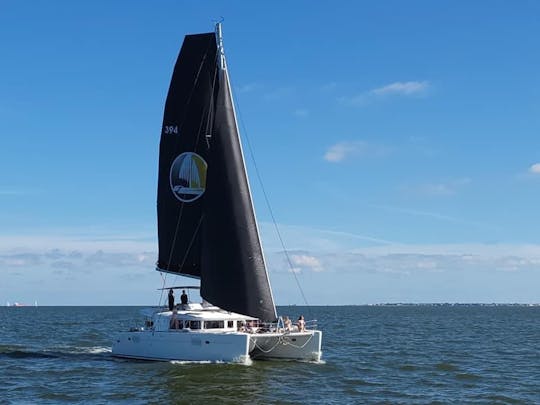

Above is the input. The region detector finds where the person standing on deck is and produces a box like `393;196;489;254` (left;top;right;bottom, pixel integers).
180;290;188;306
168;289;175;311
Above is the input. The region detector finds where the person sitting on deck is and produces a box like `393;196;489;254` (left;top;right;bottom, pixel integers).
169;309;180;329
180;289;188;306
283;316;292;332
246;320;258;333
297;315;306;332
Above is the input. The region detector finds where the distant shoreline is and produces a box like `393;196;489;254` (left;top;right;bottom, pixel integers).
3;303;539;307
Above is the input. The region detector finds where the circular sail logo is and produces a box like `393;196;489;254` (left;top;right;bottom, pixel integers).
169;152;208;202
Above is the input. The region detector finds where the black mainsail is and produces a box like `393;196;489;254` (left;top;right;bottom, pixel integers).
156;26;277;322
156;32;216;278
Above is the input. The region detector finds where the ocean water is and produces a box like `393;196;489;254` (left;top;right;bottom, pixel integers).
0;305;539;404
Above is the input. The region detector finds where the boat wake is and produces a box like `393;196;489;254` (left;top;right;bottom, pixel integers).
170;360;219;365
256;356;326;365
66;346;112;354
170;357;253;366
0;344;112;361
0;347;57;360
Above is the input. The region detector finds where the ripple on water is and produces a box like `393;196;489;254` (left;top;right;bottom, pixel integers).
455;372;481;381
399;364;419;371
435;362;459;372
343;377;383;387
485;394;526;404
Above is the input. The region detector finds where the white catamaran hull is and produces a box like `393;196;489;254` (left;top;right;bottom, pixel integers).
112;330;251;363
250;331;322;362
112;329;322;363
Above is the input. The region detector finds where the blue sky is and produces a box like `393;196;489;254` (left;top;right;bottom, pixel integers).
1;1;539;305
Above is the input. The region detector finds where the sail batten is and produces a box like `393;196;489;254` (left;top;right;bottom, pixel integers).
156;27;277;321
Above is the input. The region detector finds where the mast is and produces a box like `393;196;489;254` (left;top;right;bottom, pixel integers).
216;23;226;70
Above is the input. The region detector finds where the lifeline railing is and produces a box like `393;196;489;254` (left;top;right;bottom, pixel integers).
256;317;318;333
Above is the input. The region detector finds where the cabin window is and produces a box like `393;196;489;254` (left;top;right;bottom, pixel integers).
204;320;224;329
227;321;234;328
188;320;201;330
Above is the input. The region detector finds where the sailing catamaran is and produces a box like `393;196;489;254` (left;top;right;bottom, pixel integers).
112;24;322;363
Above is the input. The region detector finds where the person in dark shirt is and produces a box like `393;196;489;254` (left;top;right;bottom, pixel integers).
180;289;188;305
168;288;175;311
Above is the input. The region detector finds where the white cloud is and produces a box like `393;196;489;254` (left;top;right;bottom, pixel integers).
370;81;429;96
303;244;540;276
290;254;323;272
339;80;430;106
369;203;498;232
236;83;260;93
265;241;540;302
0;249;155;272
4;227;540;304
399;178;471;197
529;163;540;174
263;87;293;100
259;222;398;255
289;267;302;274
0;231;157;275
324;140;389;163
324;141;359;162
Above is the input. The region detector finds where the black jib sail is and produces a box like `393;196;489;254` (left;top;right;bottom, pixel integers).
156;27;277;322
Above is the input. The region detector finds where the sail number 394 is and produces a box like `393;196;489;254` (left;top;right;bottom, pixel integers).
164;125;178;134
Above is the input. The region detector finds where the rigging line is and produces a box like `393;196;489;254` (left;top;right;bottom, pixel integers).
193;51;219;151
206;53;219;143
158;201;186;308
158;271;167;307
166;201;186;270
173;39;213;137
231;84;310;308
178;215;204;273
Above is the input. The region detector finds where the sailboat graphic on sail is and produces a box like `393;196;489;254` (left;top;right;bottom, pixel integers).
170;152;207;202
112;24;322;362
